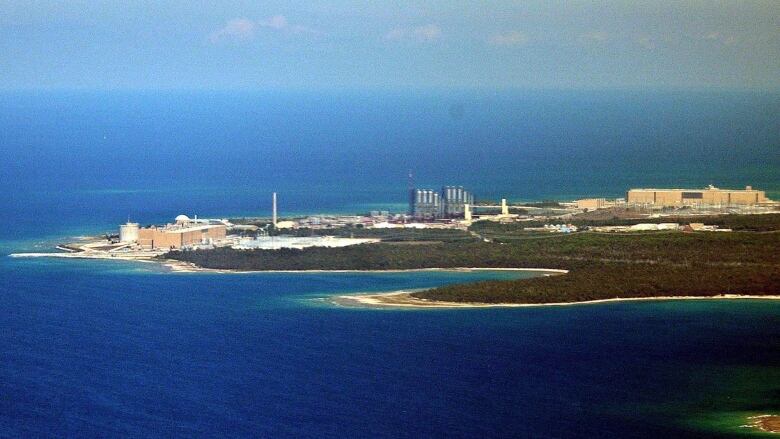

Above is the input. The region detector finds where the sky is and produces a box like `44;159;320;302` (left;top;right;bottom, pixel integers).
0;1;778;91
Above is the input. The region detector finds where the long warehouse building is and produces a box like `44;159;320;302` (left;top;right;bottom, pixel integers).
627;185;770;206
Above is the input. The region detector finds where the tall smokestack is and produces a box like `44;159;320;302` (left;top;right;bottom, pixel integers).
272;192;277;227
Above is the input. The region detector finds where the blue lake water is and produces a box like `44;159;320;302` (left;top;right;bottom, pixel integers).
0;90;778;437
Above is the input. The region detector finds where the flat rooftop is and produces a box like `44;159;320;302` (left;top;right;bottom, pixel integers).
150;224;226;234
628;187;761;192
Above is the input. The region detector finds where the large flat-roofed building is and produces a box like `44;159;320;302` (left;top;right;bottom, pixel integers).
627;185;769;207
576;198;608;210
135;215;227;250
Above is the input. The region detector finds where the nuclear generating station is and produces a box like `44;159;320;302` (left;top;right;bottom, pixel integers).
11;184;774;264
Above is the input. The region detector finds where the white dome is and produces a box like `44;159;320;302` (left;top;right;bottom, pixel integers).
175;214;191;223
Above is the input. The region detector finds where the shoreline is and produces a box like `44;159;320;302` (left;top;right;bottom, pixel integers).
331;290;780;309
7;253;569;276
161;259;570;275
12;252;780;310
9;252;162;261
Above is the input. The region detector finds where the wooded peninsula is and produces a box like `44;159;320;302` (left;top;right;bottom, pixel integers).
163;214;780;304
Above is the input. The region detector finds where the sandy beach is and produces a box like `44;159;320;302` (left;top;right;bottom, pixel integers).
332;290;780;309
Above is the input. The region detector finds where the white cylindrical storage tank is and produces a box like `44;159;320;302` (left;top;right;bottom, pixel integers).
119;222;140;243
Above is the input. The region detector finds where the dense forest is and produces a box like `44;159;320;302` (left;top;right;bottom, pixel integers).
228;221;476;241
167;231;779;269
415;263;780;304
267;227;475;242
164;228;780;303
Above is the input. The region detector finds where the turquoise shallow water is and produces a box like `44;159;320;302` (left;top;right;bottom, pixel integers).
0;90;778;437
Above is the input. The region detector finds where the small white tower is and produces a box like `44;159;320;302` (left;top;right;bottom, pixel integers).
501;199;509;216
272;192;278;227
119;222;140;243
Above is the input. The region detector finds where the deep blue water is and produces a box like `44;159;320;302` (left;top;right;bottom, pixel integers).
1;90;778;437
1;90;779;227
2;256;778;438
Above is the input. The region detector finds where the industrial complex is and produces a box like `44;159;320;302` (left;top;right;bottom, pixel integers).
8;182;776;264
408;184;523;224
110;183;779;245
410;186;475;220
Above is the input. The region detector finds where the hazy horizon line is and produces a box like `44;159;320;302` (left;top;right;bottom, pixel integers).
1;85;778;95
